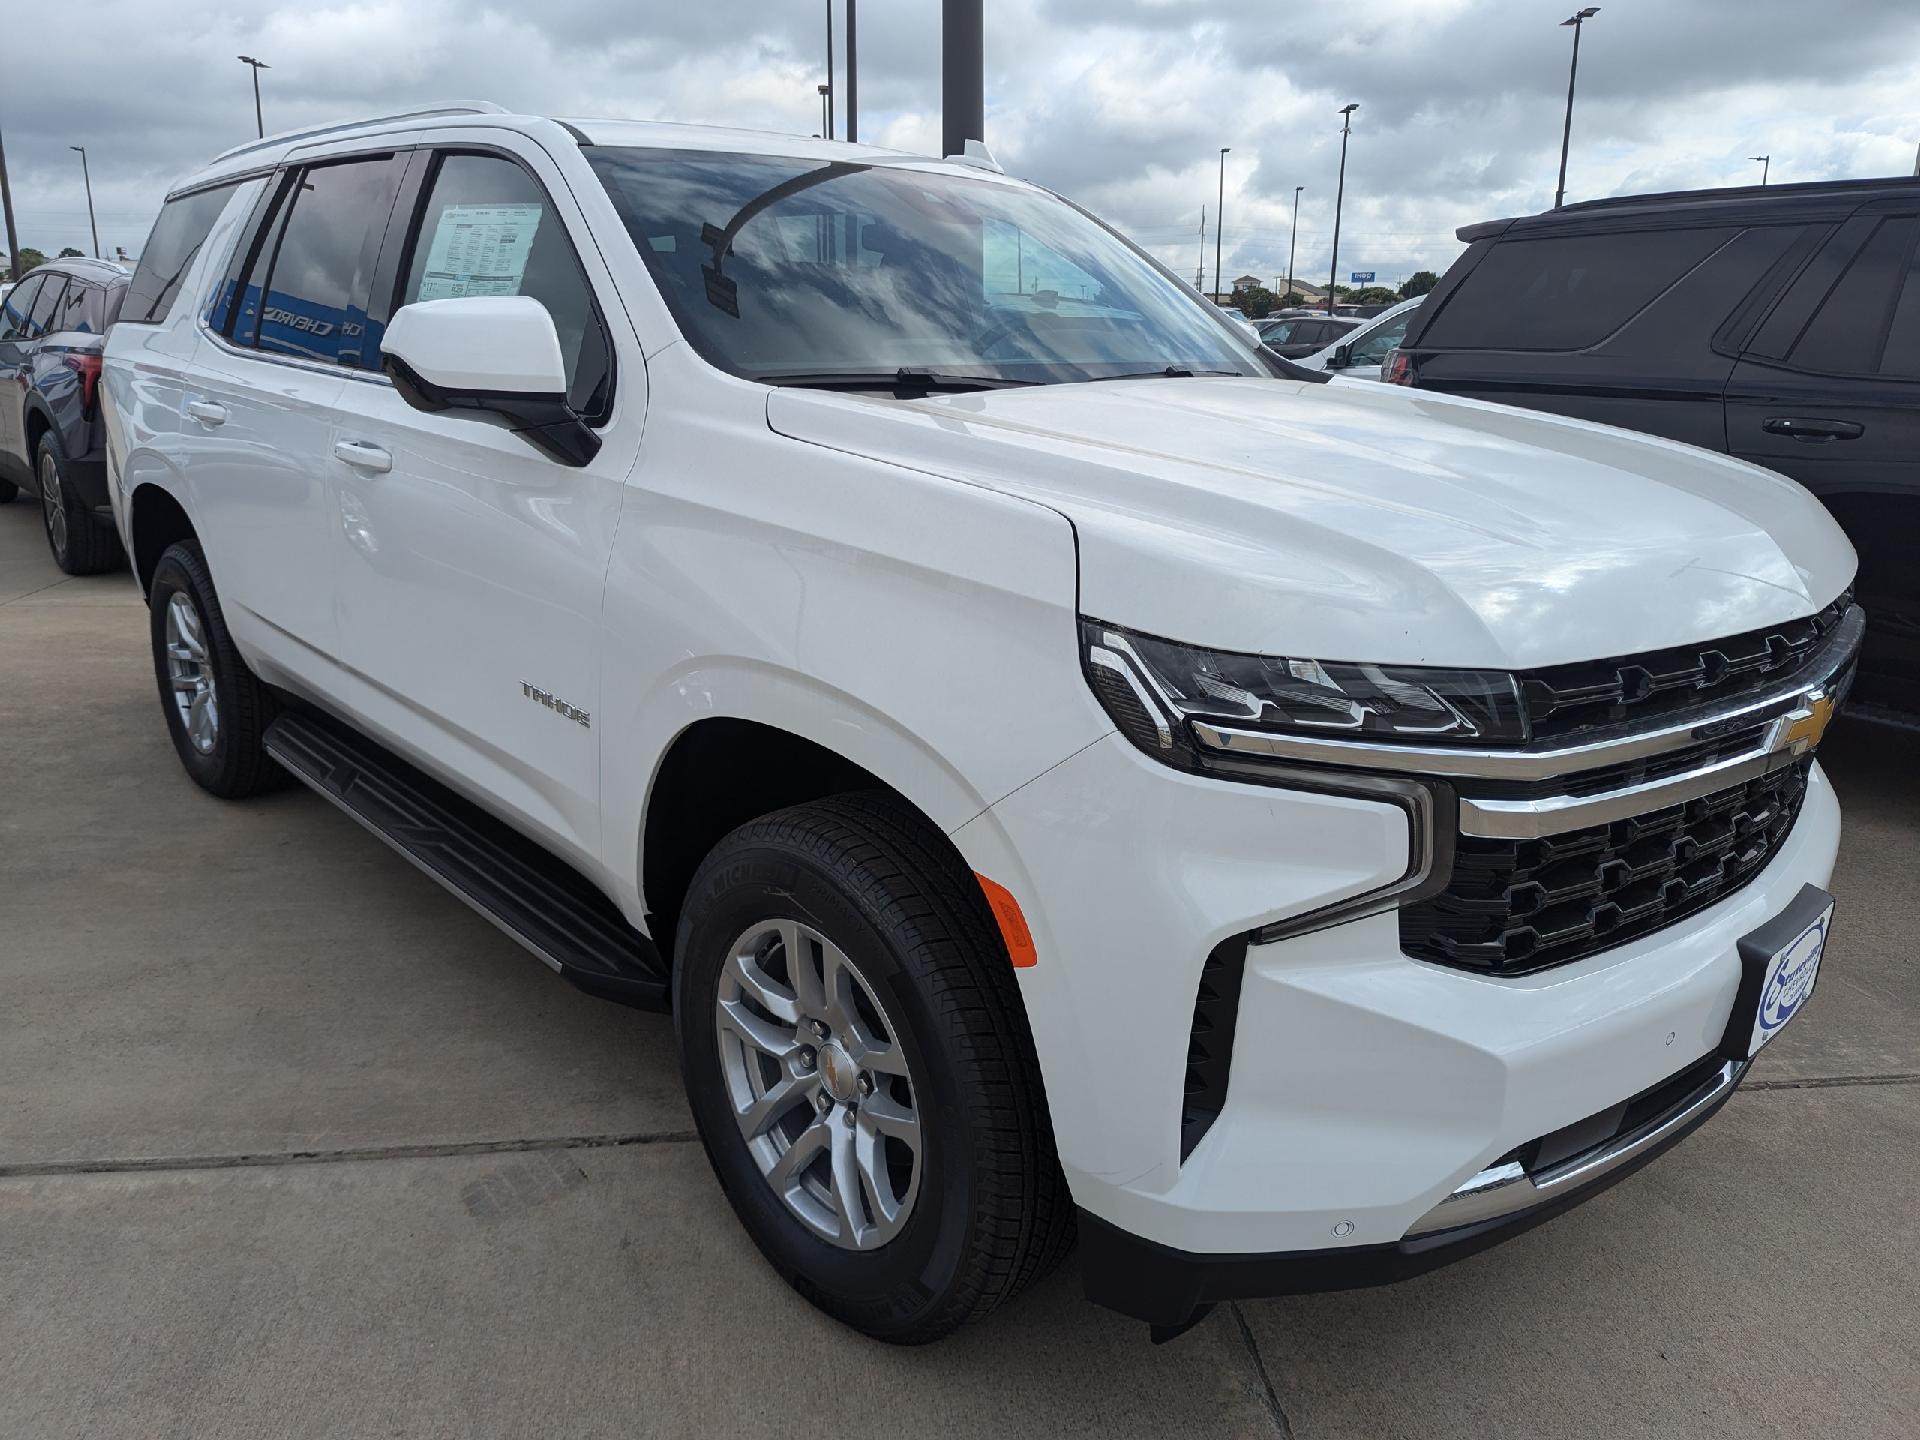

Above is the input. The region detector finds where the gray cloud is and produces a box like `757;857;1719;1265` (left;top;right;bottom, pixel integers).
2;0;1917;291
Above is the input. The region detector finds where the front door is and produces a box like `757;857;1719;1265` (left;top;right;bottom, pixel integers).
326;141;645;869
0;274;48;480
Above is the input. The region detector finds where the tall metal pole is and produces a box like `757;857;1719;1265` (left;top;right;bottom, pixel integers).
817;85;830;138
824;0;835;140
1554;9;1597;209
238;56;271;140
0;122;22;283
1214;147;1229;302
1328;104;1356;315
845;0;858;144
941;0;984;157
1287;185;1303;303
1749;154;1770;185
71;146;99;258
1196;205;1206;290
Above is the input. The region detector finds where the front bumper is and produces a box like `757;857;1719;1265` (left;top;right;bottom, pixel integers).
1081;1056;1746;1331
952;733;1840;1313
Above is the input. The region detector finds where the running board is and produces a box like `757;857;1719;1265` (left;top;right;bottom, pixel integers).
263;708;669;1010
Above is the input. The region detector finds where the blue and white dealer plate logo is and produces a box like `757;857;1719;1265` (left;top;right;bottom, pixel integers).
1750;908;1830;1055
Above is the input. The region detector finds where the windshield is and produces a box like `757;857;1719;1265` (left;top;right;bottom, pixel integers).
586;148;1270;385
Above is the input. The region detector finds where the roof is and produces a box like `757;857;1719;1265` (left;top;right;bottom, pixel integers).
1458;174;1920;242
172;101;994;199
12;256;130;285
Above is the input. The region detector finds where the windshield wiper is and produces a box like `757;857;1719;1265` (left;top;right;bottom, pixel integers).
1080;366;1246;383
753;368;1039;393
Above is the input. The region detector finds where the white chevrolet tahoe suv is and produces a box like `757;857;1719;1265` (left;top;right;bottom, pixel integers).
102;103;1860;1343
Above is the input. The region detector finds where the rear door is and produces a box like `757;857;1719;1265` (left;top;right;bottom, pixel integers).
0;273;48;476
1726;204;1920;706
178;150;408;676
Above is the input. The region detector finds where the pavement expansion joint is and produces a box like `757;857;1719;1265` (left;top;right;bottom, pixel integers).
0;1127;699;1180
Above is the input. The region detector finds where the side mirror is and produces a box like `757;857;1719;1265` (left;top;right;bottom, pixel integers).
380;296;600;467
1327;343;1352;369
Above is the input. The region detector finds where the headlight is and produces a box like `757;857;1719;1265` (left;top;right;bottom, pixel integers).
1081;617;1525;770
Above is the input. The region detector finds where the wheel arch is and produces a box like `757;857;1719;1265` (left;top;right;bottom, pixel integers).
127;481;200;597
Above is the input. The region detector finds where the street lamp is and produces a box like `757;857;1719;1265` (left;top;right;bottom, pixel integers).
70;146;99;259
1287;185;1304;304
238;55;271;140
817;84;831;138
1553;8;1598;209
1214;147;1230;302
1327;104;1357;315
1750;154;1771;185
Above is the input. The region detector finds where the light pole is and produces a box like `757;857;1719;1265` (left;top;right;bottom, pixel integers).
1214;147;1230;302
1750;154;1770;185
1327;104;1357;315
1553;8;1598;209
845;0;858;143
1286;184;1303;304
0;121;21;283
70;146;99;259
817;84;831;138
823;0;835;140
238;55;270;139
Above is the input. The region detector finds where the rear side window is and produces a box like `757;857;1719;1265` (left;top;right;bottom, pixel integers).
26;276;68;338
244;155;407;367
2;274;47;340
123;183;240;325
1423;227;1735;351
397;152;613;420
51;280;101;334
1785;216;1920;377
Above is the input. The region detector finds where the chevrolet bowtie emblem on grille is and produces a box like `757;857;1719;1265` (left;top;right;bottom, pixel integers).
1773;691;1835;755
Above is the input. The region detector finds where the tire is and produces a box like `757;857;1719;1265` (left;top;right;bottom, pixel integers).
36;429;124;575
674;792;1075;1344
148;539;282;798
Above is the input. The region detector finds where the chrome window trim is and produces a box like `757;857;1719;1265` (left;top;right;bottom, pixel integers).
1404;1058;1746;1237
199;322;397;386
1190;604;1861;784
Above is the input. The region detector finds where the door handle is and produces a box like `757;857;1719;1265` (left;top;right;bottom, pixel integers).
332;440;393;474
1762;417;1863;442
185;400;227;426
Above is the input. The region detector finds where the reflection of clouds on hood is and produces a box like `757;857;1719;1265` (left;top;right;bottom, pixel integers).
6;0;1919;288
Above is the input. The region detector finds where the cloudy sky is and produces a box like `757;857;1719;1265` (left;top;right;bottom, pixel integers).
5;0;1920;290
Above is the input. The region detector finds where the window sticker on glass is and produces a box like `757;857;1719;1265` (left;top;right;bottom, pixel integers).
417;203;545;301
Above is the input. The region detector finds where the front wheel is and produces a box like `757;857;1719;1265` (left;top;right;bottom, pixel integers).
674;792;1075;1343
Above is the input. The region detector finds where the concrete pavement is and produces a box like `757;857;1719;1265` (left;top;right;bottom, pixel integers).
2;502;1915;1438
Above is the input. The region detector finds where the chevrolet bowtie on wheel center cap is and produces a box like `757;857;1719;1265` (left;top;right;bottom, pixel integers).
715;917;921;1251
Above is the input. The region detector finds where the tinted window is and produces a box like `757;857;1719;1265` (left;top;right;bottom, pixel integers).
1423;227;1736;350
51;280;102;334
123;183;240;324
399;152;613;418
1787;216;1920;376
27;276;68;338
249;156;405;366
0;274;45;341
586;147;1269;386
1350;310;1412;364
1880;239;1920;379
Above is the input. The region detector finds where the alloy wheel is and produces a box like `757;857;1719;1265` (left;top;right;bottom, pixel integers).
714;918;922;1250
39;450;67;563
164;592;219;754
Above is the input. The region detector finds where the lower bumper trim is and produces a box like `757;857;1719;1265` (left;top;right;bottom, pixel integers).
1080;1053;1747;1330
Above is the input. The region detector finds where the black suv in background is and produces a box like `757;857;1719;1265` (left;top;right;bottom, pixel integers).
0;257;131;573
1393;178;1920;711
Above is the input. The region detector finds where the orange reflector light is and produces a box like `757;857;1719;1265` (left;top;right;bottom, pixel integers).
975;873;1038;968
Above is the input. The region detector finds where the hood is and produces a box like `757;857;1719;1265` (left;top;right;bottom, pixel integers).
766;376;1856;670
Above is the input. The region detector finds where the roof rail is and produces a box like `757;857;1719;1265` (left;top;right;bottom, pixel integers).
206;101;512;167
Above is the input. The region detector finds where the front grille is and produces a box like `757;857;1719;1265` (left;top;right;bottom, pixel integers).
1401;762;1810;974
1520;592;1851;740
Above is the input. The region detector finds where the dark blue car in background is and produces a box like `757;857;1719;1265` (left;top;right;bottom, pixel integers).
0;256;131;574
